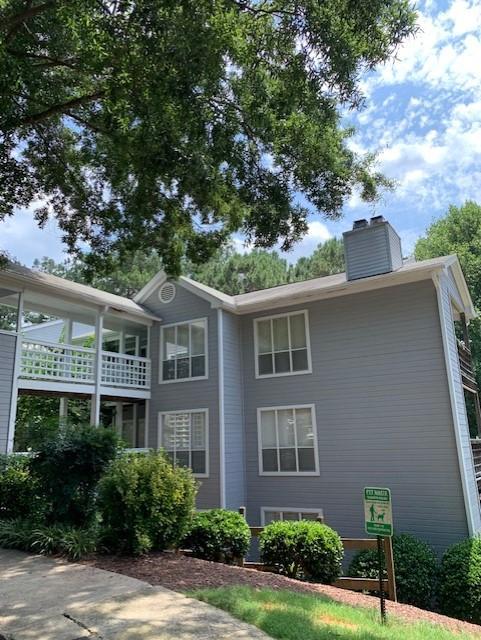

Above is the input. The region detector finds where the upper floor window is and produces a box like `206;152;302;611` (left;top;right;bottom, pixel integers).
254;310;311;378
159;409;208;476
161;318;207;382
258;404;319;475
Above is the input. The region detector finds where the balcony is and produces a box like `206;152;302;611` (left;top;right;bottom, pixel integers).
457;340;478;393
19;339;151;397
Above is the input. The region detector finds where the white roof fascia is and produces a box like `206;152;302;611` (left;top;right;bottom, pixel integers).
443;256;477;320
227;258;456;315
134;271;168;303
1;266;158;325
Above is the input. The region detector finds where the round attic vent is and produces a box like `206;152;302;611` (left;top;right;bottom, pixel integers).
159;282;176;304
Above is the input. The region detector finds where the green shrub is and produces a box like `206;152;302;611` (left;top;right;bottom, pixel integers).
0;455;46;521
98;451;196;555
348;533;437;609
259;520;343;583
184;509;251;563
437;537;481;623
0;518;98;559
30;424;119;526
0;518;35;550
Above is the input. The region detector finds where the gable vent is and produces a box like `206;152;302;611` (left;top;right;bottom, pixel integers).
159;282;176;304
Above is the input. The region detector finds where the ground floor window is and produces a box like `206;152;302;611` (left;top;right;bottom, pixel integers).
261;507;323;525
117;402;146;449
158;409;208;476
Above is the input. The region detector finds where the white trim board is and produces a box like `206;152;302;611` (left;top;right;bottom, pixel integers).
433;271;481;535
217;308;226;508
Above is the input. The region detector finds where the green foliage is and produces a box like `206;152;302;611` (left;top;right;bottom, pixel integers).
14;396;92;452
437;537;481;623
0;455;46;521
30;424;119;526
348;533;438;609
192;586;473;640
184;509;251;563
189;248;291;295
292;238;345;281
0;518;98;560
259;520;343;583
98;451;196;555
415;201;481;390
0;1;416;274
0;518;35;550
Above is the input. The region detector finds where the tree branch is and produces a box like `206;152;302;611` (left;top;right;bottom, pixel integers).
5;1;57;43
66;111;108;135
17;91;105;127
7;48;80;69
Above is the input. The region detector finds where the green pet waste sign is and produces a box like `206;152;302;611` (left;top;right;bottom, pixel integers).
364;487;393;536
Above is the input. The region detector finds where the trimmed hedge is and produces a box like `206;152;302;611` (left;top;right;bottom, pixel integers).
348;533;437;609
437;536;481;623
184;509;251;563
98;451;196;555
259;520;343;583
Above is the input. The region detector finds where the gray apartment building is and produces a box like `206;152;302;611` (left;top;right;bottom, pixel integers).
0;217;480;554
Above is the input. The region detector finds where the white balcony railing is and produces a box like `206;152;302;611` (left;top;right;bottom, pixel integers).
20;339;151;389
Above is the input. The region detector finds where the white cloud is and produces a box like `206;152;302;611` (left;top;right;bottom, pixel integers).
305;220;332;243
0;206;67;266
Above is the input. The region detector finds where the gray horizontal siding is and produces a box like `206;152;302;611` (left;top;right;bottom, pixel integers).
143;282;220;509
0;333;16;454
344;224;391;280
241;280;469;554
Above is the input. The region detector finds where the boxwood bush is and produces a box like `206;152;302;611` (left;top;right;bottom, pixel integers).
184;509;251;563
348;533;437;609
437;536;481;623
259;520;343;583
98;451;196;555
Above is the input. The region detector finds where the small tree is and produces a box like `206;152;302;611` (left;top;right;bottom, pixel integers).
98;451;197;555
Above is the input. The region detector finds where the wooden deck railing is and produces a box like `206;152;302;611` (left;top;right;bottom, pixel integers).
472;439;481;494
458;341;478;391
238;507;397;602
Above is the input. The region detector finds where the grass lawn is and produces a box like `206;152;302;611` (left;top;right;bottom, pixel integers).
190;586;478;640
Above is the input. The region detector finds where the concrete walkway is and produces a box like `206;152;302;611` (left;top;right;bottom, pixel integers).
0;550;269;640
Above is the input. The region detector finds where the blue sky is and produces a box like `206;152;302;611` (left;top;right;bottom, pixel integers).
4;0;481;266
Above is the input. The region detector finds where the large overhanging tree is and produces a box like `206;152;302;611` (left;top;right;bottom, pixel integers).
0;0;416;275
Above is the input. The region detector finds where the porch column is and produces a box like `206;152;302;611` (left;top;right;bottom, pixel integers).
90;311;104;426
59;318;73;421
6;291;24;453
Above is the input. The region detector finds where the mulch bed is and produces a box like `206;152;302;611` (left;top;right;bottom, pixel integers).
83;552;481;636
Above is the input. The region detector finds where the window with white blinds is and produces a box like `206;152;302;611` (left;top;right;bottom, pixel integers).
159;409;208;476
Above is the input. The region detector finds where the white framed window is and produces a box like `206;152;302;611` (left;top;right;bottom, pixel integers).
160;318;208;383
254;310;311;378
261;507;324;525
158;409;209;477
257;404;319;475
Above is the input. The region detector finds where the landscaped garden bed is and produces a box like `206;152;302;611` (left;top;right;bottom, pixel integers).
83;551;481;637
